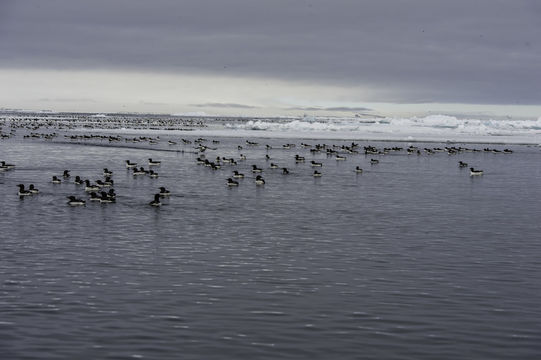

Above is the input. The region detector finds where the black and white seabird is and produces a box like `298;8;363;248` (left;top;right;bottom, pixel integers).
159;187;171;197
233;170;245;179
67;196;86;206
17;184;32;196
227;178;239;186
470;167;484;176
149;194;161;207
255;175;265;185
148;158;161;166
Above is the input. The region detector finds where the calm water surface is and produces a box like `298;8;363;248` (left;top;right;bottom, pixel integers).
1;133;540;359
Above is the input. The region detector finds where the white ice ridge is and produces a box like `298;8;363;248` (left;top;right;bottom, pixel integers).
225;115;541;136
61;113;541;144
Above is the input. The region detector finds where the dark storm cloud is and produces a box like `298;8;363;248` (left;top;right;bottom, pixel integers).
1;0;540;105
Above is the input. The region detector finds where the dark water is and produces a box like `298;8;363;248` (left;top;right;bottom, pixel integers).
1;133;541;359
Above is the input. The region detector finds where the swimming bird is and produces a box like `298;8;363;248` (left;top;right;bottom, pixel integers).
313;170;322;177
370;159;380;165
355;166;363;173
252;165;263;173
88;192;101;201
255;175;265;185
84;180;100;192
148;158;161;166
239;154;247;160
133;167;148;176
311;161;323;167
17;184;32;196
458;161;468;168
103;177;114;186
148;170;159;178
107;189;116;200
62;170;70;178
470;168;484;176
159;187;171;197
99;191;115;203
233;170;245;179
52;176;62;184
282;168;290;175
335;155;346;161
196;156;206;165
227;178;239;186
103;168;113;177
0;161;15;170
270;163;279;169
295;155;305;163
74;176;84;185
125;160;137;168
149;194;161;207
67;196;86;206
28;184;39;194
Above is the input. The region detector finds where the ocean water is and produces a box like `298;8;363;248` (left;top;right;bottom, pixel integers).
1;115;541;359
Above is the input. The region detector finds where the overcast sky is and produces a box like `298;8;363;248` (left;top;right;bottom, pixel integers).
1;0;540;117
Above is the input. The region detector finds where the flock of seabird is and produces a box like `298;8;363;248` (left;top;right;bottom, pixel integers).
2;130;517;207
191;140;503;187
3;158;171;207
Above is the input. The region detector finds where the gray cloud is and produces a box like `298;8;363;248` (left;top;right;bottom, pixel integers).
138;100;170;106
192;103;259;109
39;97;96;103
287;106;372;112
1;0;540;105
324;107;372;112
